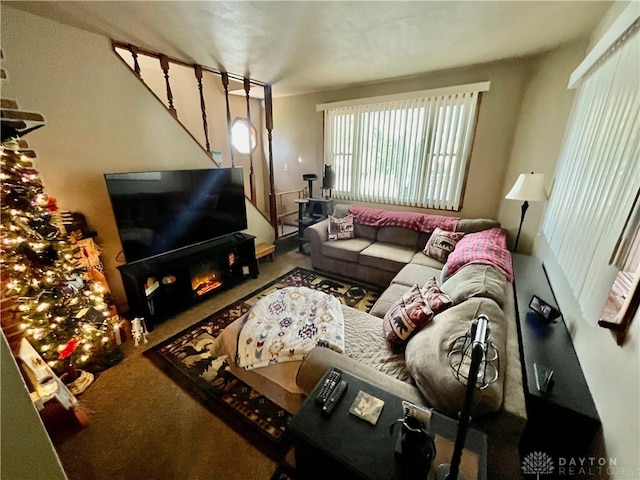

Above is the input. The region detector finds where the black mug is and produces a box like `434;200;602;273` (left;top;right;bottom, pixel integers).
390;415;436;477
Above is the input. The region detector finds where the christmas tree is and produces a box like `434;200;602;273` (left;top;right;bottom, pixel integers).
1;142;122;377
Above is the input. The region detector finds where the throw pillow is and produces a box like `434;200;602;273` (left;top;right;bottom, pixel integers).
421;277;454;313
328;214;355;241
423;227;465;262
455;218;501;234
383;285;434;350
404;297;506;417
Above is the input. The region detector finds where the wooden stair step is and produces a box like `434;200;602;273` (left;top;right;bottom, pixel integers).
255;242;276;261
1;99;19;109
1;109;45;122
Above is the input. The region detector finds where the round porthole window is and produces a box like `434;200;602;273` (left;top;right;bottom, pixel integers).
231;118;257;155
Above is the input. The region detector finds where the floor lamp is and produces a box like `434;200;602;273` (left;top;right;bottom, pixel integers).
436;314;499;480
505;173;548;253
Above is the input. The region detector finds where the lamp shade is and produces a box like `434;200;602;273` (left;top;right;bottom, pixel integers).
505;173;548;202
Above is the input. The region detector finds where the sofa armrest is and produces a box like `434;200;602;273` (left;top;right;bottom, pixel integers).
296;347;426;407
305;219;329;244
305;220;329;269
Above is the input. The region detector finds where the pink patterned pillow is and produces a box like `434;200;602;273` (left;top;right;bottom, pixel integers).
422;277;454;313
328;214;355;240
383;285;434;350
423;227;465;262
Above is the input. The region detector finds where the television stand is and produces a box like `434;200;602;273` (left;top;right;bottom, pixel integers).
117;233;258;330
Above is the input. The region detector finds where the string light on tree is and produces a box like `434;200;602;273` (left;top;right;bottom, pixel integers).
1;143;122;377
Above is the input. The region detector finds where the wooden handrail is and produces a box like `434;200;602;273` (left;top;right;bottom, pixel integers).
194;65;211;153
264;84;277;237
112;40;266;87
244;77;256;203
111;40;277;238
127;44;142;78
221;72;235;168
159;54;177;118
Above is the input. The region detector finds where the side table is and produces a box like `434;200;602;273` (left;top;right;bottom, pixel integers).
288;369;487;480
512;254;600;459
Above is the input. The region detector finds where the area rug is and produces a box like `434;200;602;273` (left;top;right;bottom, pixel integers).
144;267;381;446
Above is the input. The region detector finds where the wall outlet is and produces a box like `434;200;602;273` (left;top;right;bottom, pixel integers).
284;163;288;172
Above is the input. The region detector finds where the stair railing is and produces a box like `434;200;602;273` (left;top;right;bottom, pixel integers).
112;41;278;238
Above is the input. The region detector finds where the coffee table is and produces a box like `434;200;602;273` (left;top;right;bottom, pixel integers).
288;368;487;480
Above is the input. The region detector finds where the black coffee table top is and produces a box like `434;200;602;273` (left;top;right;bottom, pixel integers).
289;368;487;480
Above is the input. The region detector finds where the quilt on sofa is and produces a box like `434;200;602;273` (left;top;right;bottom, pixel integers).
236;287;345;370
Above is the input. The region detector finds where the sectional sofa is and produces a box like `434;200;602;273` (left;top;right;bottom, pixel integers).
300;204;527;478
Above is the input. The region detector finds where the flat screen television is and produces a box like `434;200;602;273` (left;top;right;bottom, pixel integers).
104;167;247;263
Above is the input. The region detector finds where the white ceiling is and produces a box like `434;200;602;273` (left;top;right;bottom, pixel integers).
6;1;611;97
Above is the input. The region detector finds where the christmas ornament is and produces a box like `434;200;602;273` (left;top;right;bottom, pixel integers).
1;145;122;375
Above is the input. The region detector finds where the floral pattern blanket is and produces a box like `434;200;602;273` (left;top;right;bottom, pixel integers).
236;286;345;370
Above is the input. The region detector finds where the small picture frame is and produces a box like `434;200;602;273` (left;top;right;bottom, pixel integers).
529;295;560;321
349;390;385;425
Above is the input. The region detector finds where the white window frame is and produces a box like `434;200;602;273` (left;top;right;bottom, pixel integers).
230;117;257;155
317;82;489;211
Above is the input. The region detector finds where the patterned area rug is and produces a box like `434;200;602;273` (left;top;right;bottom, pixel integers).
144;267;381;446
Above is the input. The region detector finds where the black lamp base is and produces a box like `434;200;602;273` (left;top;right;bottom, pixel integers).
513;200;530;253
436;464;467;480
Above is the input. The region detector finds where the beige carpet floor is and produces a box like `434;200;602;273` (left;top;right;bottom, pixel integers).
51;245;308;480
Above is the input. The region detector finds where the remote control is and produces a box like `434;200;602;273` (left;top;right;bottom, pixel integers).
322;380;348;416
315;368;342;405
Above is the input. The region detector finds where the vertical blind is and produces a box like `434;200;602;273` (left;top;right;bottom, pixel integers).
542;25;640;321
319;83;488;210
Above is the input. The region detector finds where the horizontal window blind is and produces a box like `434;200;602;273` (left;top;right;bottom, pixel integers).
542;25;640;321
322;83;487;210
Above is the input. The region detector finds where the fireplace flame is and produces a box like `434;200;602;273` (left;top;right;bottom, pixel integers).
191;269;223;296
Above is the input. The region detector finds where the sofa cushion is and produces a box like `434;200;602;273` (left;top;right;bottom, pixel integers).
354;223;378;241
328;214;355;240
377;226;420;249
321;237;374;263
440;263;509;307
360;242;417;272
405;297;506;417
417;231;431;250
456;218;500;233
410;251;446;270
423;227;465;262
392;263;443;288
297;346;424;408
370;283;412;318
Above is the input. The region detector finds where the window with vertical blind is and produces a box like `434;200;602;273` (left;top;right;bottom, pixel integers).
317;82;489;211
541;23;639;322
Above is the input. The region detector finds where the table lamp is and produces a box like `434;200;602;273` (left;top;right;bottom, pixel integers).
436;314;499;480
505;172;548;252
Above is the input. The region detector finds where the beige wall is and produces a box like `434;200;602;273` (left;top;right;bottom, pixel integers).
1;333;68;480
272;44;592;252
497;39;588;252
533;3;640;477
1;7;274;310
273;57;537;224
